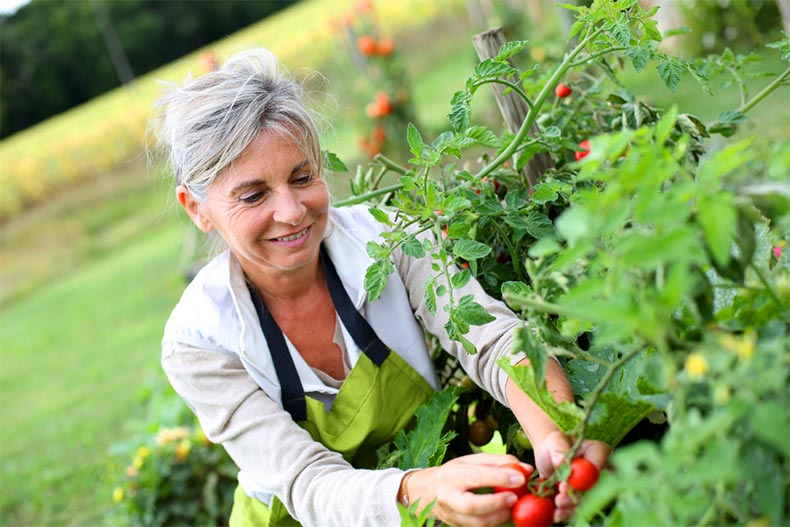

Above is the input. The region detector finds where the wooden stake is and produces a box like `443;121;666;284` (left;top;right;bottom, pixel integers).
472;27;553;189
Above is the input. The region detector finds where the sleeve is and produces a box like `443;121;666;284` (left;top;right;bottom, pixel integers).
161;341;405;527
391;235;527;408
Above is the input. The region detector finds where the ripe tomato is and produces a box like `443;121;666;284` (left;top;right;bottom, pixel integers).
512;493;555;527
356;35;377;56
574;139;591;161
567;457;599;492
492;462;533;498
467;420;493;446
377;37;395;56
554;83;572;98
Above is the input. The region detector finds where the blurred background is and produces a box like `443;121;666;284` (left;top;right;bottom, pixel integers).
0;1;787;526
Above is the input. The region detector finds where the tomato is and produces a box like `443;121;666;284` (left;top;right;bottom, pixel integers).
512;493;555;527
492;462;533;498
467;420;493;446
554;83;572;98
574;139;591;161
567;457;599;492
356;35;377;56
377;37;395;56
528;477;557;498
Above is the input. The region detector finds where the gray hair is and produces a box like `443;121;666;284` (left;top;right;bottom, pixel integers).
152;48;322;202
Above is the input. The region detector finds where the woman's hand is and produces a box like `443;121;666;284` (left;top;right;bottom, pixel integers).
400;453;534;527
534;430;611;523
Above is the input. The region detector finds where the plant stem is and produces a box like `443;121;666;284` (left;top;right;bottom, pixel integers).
749;262;789;312
569;46;626;68
333;182;405;207
502;292;580;319
472;78;535;110
374;153;412;175
738;65;790;115
474;27;605;181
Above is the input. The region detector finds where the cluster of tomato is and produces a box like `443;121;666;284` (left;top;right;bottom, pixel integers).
356;34;396;57
553;82;593;162
494;458;600;527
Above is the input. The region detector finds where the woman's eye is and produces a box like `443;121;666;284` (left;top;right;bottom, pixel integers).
240;191;265;204
293;172;314;186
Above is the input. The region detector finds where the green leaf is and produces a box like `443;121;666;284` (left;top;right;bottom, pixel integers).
451;269;472;289
750;400;788;451
391;388;460;469
495;40;529;61
657;58;682;92
364;261;389;302
407;123;425;158
556;207;592;246
452;239;492;260
585;392;654;446
472;59;517;82
766;37;790;62
529;183;559;204
524;211;555;239
655;105;677;144
697;192;736;268
322;150;348;172
500;359;584;433
448;90;471;133
626;44;651;72
402;234;426;259
399;175;417;191
466;125;500;148
456;294;496;326
501;281;531;299
609;16;632;47
368;207;393;226
424;277;437;316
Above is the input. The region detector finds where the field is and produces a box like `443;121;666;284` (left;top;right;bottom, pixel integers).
1;2;788;526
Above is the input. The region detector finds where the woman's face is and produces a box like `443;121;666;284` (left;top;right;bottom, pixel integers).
182;130;329;280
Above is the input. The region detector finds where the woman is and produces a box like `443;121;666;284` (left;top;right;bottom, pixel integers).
155;48;608;527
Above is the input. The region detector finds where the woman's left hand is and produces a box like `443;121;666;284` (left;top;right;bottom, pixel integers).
534;430;611;523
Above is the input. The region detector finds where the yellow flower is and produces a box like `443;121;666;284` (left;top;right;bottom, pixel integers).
133;456;144;470
685;353;709;380
136;446;151;459
721;330;756;361
112;487;124;503
175;439;191;463
156;426;191;446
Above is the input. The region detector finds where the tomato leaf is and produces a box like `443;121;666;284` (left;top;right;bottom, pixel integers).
456;294;496;326
452;239;492;260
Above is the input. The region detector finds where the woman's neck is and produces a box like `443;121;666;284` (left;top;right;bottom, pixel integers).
245;256;325;306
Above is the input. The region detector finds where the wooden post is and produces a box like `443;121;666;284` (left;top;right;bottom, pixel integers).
472;27;552;189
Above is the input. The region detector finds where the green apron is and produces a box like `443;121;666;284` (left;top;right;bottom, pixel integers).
229;245;435;527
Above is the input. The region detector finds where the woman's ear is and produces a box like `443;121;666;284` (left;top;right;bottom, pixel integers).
176;185;214;233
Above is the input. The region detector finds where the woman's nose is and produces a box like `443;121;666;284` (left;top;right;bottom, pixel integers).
272;188;306;226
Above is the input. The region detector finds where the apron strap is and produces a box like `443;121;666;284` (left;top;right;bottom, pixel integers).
319;245;390;367
247;244;391;422
248;284;307;422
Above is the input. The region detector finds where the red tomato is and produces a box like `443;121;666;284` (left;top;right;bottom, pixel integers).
568;457;599;492
356;35;377;56
512;493;555;527
492;462;533;498
377;37;395;56
554;83;572;98
574;139;591;161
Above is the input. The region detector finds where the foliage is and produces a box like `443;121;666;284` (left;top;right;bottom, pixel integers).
0;0;295;138
109;379;238;527
331;1;790;525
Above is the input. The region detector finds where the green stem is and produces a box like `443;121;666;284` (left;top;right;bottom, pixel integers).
738;65;790;115
749;262;789;312
374;153;411;175
471;78;535;110
569;46;626;68
474;27;605;181
333;182;404;207
502;292;580;319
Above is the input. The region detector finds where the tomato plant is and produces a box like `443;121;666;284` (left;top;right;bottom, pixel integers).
353;1;789;526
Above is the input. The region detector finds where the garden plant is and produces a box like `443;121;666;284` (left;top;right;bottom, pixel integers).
330;1;789;526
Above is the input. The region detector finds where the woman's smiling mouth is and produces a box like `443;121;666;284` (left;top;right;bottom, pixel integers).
270;225;311;244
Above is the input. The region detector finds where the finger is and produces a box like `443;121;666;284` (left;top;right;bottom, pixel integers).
438;490;516;524
440;463;529;492
449;452;523;467
577;440;612;470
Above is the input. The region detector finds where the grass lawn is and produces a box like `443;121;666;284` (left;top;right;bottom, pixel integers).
1;9;787;526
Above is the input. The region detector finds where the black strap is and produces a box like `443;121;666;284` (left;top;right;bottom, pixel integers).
319;245;390;366
247;245;391;421
248;284;307;422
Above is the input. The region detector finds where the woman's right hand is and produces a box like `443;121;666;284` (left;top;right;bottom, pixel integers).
399;453;533;527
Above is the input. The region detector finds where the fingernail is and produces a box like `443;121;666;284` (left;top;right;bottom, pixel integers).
510;474;525;485
506;494;517;506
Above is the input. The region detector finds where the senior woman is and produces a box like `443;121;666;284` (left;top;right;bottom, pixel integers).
155;48;608;527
